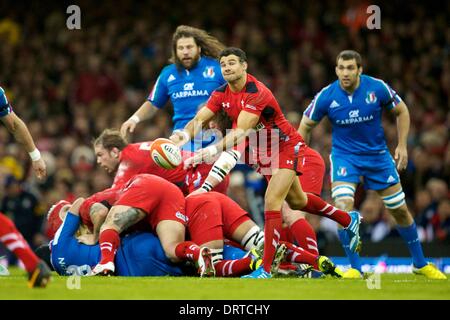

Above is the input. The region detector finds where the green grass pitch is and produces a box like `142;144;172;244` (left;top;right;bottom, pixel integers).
1;268;449;300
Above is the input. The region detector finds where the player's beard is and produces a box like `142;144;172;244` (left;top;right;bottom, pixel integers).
177;52;201;70
340;76;358;92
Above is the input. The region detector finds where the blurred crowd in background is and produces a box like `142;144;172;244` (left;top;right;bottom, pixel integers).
0;0;448;254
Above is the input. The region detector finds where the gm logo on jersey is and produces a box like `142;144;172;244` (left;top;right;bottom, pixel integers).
365;91;377;104
203;66;215;78
184;82;194;91
349;110;359;118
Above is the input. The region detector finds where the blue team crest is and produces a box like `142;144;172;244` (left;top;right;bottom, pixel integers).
203;66;215;79
337;166;347;177
365;91;377;104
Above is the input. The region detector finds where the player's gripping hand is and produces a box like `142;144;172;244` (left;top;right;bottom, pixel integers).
394;145;408;171
32;158;47;180
169;130;190;147
183;145;218;170
183;155;196;170
120;118;138;137
69;197;85;214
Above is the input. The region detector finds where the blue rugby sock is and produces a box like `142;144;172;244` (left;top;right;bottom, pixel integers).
337;229;362;272
396;222;427;268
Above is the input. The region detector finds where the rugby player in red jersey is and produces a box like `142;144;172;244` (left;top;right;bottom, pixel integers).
93;129;228;194
189;144;324;256
171;47;361;278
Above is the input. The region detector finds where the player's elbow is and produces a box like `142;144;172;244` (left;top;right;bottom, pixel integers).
2;116;19;134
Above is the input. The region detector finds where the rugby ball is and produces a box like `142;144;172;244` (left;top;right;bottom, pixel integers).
150;138;182;169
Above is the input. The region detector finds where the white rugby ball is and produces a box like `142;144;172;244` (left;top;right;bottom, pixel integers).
150;138;182;169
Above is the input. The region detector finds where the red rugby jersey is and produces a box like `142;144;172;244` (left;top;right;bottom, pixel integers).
206;74;303;161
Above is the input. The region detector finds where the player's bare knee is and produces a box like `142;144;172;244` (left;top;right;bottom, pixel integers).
288;198;307;211
282;206;305;226
285;191;308;210
264;193;285;211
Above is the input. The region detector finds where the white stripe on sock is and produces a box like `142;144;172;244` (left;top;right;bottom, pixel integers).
6;240;26;251
0;233;19;242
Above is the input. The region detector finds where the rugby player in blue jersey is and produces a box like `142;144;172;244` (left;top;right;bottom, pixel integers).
299;50;446;279
38;198;186;277
120;25;226;150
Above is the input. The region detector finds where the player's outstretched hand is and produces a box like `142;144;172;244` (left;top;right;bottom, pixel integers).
32;158;47;180
183;155;196;170
120;119;137;137
183;147;215;169
69;197;85;215
394;145;408;171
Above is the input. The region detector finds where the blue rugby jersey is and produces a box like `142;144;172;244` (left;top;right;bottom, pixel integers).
304;75;402;155
50;212;183;276
147;56;225;129
0;86;13;117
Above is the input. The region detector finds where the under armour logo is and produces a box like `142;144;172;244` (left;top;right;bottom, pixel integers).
286;160;293;165
222;102;230;108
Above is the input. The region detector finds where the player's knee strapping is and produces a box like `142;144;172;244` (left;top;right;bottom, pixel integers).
209;248;223;265
331;185;356;208
240;226;264;251
382;189;406;209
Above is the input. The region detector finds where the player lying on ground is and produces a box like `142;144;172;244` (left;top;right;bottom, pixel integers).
46;192;341;278
38;198;187;276
48;174;216;277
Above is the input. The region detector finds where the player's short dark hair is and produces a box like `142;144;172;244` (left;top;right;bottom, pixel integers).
219;47;247;63
93;129;128;151
336;50;362;68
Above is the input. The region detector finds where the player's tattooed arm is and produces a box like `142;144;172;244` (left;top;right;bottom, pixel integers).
109;207;146;233
90;203;109;242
